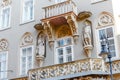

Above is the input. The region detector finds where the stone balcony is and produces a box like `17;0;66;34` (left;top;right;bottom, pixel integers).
42;0;77;19
28;58;108;80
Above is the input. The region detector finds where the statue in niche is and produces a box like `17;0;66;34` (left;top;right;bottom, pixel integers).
83;22;92;46
36;32;46;58
83;20;93;57
36;31;46;67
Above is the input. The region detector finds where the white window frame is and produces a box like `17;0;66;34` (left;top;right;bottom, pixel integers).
0;51;8;80
0;6;11;30
91;0;107;4
96;26;117;58
54;37;74;64
21;0;34;23
20;45;34;76
54;0;66;3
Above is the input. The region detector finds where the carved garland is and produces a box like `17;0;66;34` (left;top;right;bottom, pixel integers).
0;39;8;51
20;32;33;47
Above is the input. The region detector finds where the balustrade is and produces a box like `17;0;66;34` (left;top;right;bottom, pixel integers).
43;0;77;18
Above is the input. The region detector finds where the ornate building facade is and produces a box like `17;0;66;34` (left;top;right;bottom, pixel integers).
0;0;120;80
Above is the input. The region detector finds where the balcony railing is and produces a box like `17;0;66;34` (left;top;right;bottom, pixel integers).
42;0;77;19
28;58;107;80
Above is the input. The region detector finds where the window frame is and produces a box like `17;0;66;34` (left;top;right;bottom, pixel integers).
54;0;66;3
21;0;35;24
97;26;117;58
0;51;8;80
20;45;34;76
0;6;11;30
54;36;74;64
91;0;107;4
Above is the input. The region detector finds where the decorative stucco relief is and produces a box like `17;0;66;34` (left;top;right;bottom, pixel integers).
1;0;12;7
0;39;8;51
20;32;33;46
98;12;114;27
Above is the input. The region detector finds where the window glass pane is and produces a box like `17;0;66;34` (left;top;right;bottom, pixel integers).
58;48;63;55
22;48;26;56
65;38;71;45
27;47;32;56
106;27;113;38
66;55;72;62
99;29;105;40
66;46;71;54
59;57;63;64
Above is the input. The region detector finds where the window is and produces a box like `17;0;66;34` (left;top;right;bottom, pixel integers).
98;27;116;57
22;0;34;22
0;52;7;79
55;37;73;64
0;7;10;30
54;0;66;3
20;46;33;76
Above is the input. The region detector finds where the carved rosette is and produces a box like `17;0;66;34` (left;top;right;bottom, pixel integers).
20;32;33;46
98;12;114;27
1;0;12;7
0;39;8;51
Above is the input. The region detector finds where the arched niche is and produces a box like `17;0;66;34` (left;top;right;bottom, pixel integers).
20;32;34;47
0;39;9;51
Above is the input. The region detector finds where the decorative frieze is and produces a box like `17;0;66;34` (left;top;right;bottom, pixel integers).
106;60;120;74
28;58;106;80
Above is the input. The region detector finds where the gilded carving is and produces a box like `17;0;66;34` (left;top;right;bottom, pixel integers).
20;32;33;46
44;23;52;40
56;25;72;38
1;0;12;7
98;12;114;27
67;16;77;34
0;39;8;51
